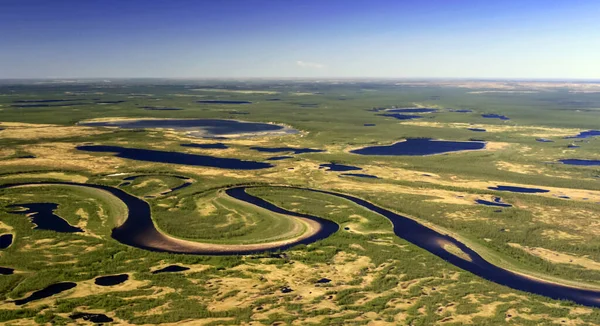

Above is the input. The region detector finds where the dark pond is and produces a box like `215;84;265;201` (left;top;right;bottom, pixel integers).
79;118;289;137
8;203;83;233
152;265;190;274
181;143;229;149
76;145;273;170
565;130;600;139
387;108;437;113
250;147;324;155
558;195;570;199
482;114;510;120
95;274;129;286
141;106;183;111
468;128;486;132
559;159;600;166
70;312;113;323
316;278;331;284
197;100;252;104
340;173;379;179
377;113;422;120
449;109;473;113
488;185;549;193
0;267;14;275
319;163;362;172
350;138;485;156
267;156;293;161
281;286;293;293
266;98;281;101
14;282;77;305
475;197;512;208
0;234;13;249
364;123;376;126
567;144;580;148
536;138;554;143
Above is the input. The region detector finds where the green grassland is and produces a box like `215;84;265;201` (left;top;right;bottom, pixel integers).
1;80;600;324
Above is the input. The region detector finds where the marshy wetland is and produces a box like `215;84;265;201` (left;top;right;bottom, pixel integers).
2;80;600;324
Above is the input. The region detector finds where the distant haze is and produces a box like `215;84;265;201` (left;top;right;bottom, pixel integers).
1;0;599;79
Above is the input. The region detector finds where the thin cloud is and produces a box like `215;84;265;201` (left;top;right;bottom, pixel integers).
296;60;325;69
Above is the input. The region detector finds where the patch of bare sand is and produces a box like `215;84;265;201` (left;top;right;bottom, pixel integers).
509;243;600;271
0;172;88;183
0;122;109;140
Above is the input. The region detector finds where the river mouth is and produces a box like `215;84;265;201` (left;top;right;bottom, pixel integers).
77;118;298;138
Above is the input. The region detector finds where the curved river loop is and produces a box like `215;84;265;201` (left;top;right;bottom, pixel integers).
1;181;600;308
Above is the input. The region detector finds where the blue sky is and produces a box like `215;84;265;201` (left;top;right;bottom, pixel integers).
1;0;599;79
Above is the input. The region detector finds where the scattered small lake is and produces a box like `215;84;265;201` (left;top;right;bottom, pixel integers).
95;274;129;286
377;113;422;120
536;138;554;143
267;156;293;161
70;313;113;323
567;144;580;148
12;102;89;108
77;145;273;170
0;267;14;275
181;143;229;149
340;173;379;179
96;100;125;104
14;282;77;305
565;130;600;139
319;163;362;172
488;185;549;193
468;128;486;132
8;203;83;233
449;109;473;113
197;100;252;104
316;278;331;284
350;138;486;156
0;234;13;249
79;118;293;138
386;108;437;113
482;114;510;120
559;159;600;166
364;123;376;126
475;197;512;207
251;147;324;154
152;265;190;274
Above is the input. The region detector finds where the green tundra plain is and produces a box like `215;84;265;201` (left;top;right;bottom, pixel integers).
2;79;600;325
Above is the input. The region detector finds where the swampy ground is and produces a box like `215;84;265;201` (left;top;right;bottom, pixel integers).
2;80;600;325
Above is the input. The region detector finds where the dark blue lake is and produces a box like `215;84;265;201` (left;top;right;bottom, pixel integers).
8;203;83;233
197;100;252;104
482;114;510;120
0;234;13;249
387;108;437;113
0;267;14;275
565;130;600;139
181;143;229;149
14;282;77;305
449;109;473;113
350;138;485;156
488;185;549;193
536;138;554;143
251;147;324;154
96;100;125;104
468;128;486;132
377;113;422;120
364;123;376;126
79;119;291;137
95;274;129;286
77;145;273;170
475;197;512;207
319;163;362;172
567;144;581;148
152;265;190;274
560;159;600;166
70;313;113;323
12;102;89;108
